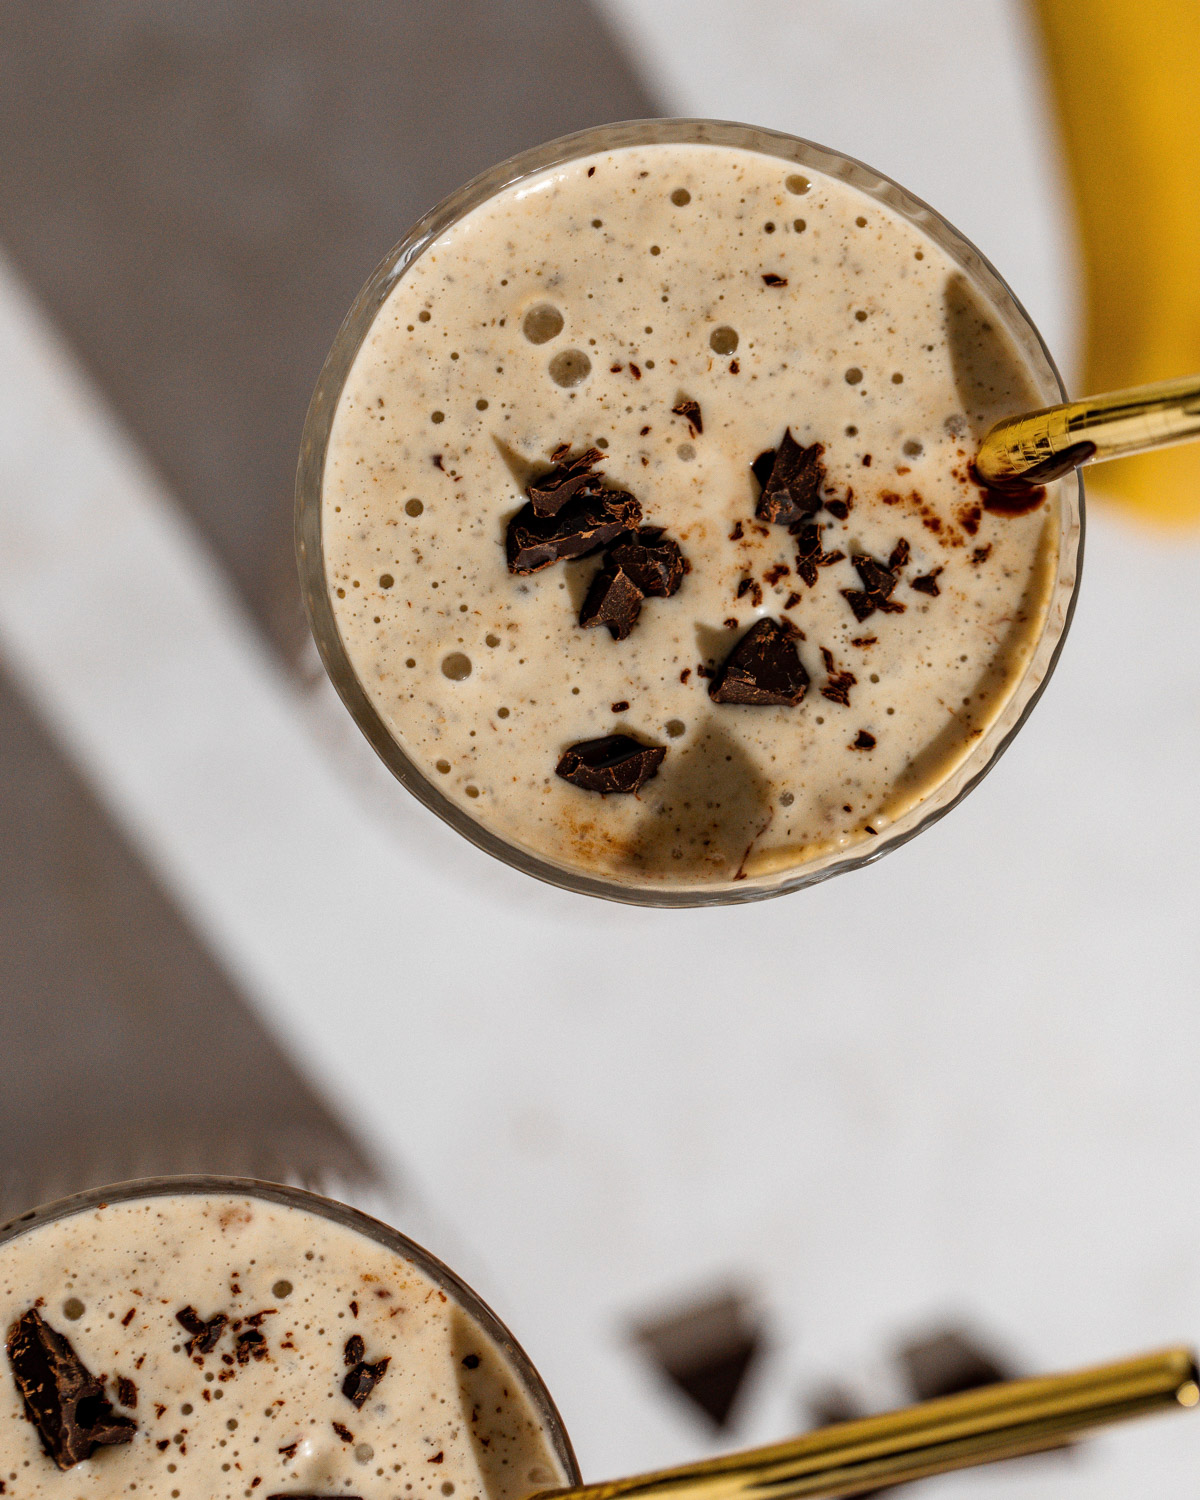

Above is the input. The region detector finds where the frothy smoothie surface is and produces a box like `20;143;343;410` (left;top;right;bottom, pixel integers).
322;140;1061;889
0;1193;565;1500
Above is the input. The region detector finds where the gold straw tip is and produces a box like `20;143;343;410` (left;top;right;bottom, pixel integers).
1177;1379;1200;1408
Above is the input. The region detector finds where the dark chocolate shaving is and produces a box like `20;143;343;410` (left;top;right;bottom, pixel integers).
820;648;858;707
235;1330;267;1365
672;397;703;434
114;1377;137;1410
526;447;605;517
461;1353;481;1369
332;1422;354;1443
709;618;809;706
556;734;665;794
342;1355;391;1410
579;565;644;639
910;567;943;597
343;1335;365;1368
795;523;845;587
175;1306;227;1356
825;496;851;520
754;429;825;526
840;550;907;622
506;488;642;574
608;526;686;597
5;1308;137;1470
761;273;788;286
888;538;911;571
851;730;876;750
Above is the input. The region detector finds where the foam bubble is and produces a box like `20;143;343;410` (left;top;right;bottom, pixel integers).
442;653;472;680
522;304;564;344
548;350;592;387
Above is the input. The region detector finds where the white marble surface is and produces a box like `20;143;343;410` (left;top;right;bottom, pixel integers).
0;3;1197;1496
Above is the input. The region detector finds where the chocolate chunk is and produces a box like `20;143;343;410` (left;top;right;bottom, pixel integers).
461;1353;481;1369
736;576;764;607
709;619;809;706
608;526;686;597
910;567;943;597
888;538;911;571
754;429;825;526
114;1376;137;1410
750;450;776;490
579;564;644;639
176;1306;227;1355
824;497;851;520
761;273;788;286
342;1356;391;1410
343;1335;365;1368
332;1422;354;1443
526;446;605;517
611;701;629;713
506;489;642;574
5;1308;137;1470
854;553;899;597
556;734;666;794
672;397;703;434
820;648;858;707
841;590;876;623
795;523;844;587
235;1329;267;1365
851;730;876;750
840;550;907;622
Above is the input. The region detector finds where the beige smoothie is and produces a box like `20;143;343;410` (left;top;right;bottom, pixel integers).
0;1189;567;1500
320;138;1062;890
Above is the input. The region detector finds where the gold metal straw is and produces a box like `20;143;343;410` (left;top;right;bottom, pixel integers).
540;1346;1198;1500
975;373;1200;489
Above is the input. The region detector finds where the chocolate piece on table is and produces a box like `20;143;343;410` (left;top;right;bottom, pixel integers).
754;428;825;526
608;526;686;597
6;1308;137;1470
506;489;642;574
671;397;703;433
342;1355;391;1409
526;446;605;516
579;564;644;640
175;1305;228;1355
556;734;666;794
709;618;809;706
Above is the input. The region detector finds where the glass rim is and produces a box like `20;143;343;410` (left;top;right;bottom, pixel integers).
296;115;1084;908
0;1173;581;1488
